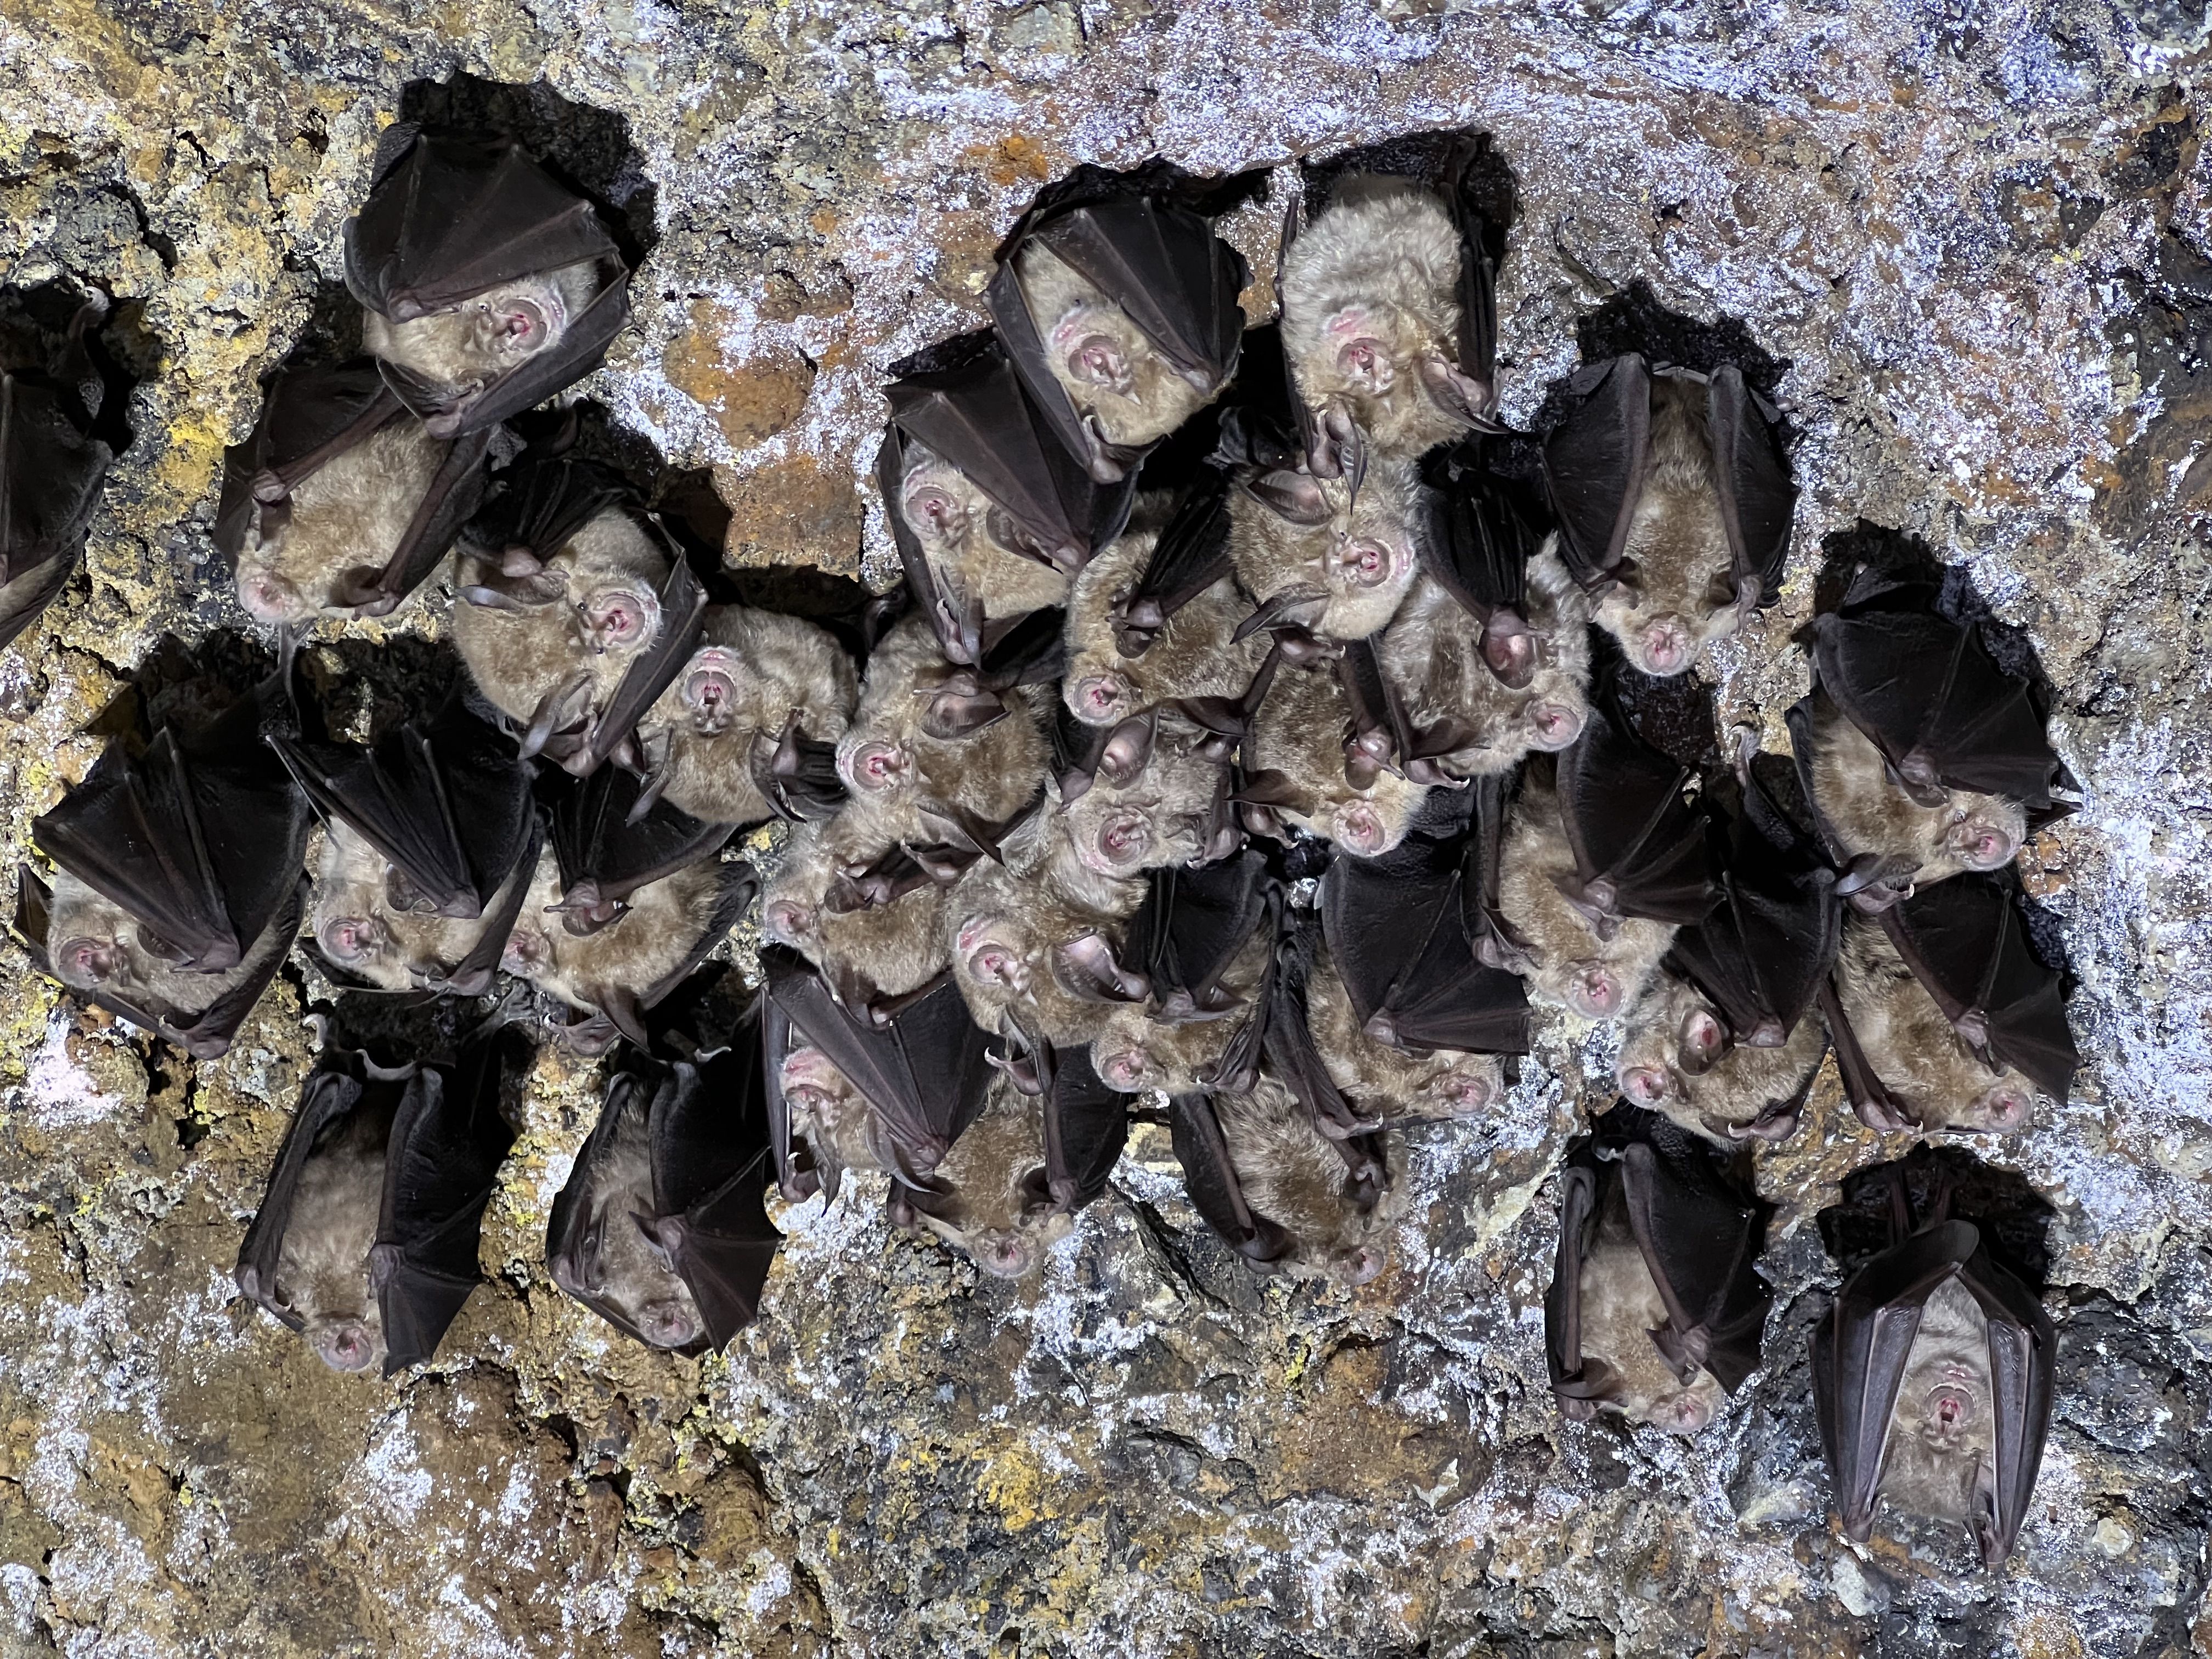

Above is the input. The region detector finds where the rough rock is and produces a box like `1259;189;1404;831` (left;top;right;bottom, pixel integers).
0;0;2207;1654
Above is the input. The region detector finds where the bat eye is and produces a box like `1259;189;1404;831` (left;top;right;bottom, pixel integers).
1621;1065;1671;1108
1638;619;1694;676
839;740;907;793
1066;334;1127;390
1334;537;1396;589
1528;702;1583;751
1071;675;1131;724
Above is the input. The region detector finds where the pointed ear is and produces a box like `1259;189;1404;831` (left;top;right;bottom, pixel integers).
1243;469;1332;526
634;1211;677;1271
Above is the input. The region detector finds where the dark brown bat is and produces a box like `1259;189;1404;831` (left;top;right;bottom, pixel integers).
1054;708;1233;880
1795;568;2076;908
1545;1103;1773;1433
1814;1160;2055;1567
540;763;733;932
236;1035;518;1375
986;164;1249;481
1244;653;1429;857
308;815;539;997
345;126;633;437
1541;354;1793;676
633;604;856;827
1061;492;1267;727
1550;680;1719;934
0;291;118;650
1279;132;1506;466
760;815;953;1018
547;1041;782;1351
213;360;494;623
1824;873;2074;1136
452;455;706;775
1415;436;1569;692
1225;452;1427;645
877;335;1137;664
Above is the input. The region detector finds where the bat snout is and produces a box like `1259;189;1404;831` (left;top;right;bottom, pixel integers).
1337;1243;1387;1287
1567;967;1623;1020
1972;1082;2032;1132
578;586;656;654
317;915;385;966
313;1321;379;1374
764;899;816;947
1637;619;1694;676
838;738;908;794
1662;1390;1714;1435
639;1297;700;1350
1334;801;1387;856
973;1231;1034;1280
682;665;741;733
1097;1047;1153;1092
53;935;116;986
1620;1065;1672;1108
1082;812;1153;874
1926;1381;1977;1438
1431;1069;1493;1115
236;566;308;625
1331;534;1401;591
900;479;967;544
1949;820;2018;871
1071;674;1132;725
1062;330;1133;397
1527;701;1583;751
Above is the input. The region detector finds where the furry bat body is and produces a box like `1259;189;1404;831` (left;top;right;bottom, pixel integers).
760;816;952;1016
635;604;856;827
901;1074;1070;1278
1226;454;1427;645
1177;1079;1395;1285
1542;356;1793;676
309;819;530;995
1088;917;1270;1096
1616;969;1825;1145
1056;708;1233;879
1547;1104;1773;1432
1245;659;1428;857
1301;938;1503;1121
1495;771;1677;1018
345;127;632;437
0;292;119;651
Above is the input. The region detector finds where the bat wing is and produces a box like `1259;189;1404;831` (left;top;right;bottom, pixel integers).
426;814;544;998
1318;816;1531;1055
1166;1090;1294;1267
273;690;534;920
1617;1131;1773;1392
1555;690;1718;927
1042;1044;1130;1210
1443;138;1505;406
1705;366;1795;606
235;1057;380;1331
211;362;406;565
543;1066;661;1349
1127;849;1274;1020
352;424;499;613
571;552;709;776
884;341;1137;576
1419;438;1544;625
465;454;630;571
1811;572;2073;815
1883;874;2077;1102
1259;917;1367;1138
0;364;111;648
542;763;732;913
1110;469;1234;655
646;1045;782;1351
1540;354;1651;587
371;1034;520;1374
1543;1163;1604;1414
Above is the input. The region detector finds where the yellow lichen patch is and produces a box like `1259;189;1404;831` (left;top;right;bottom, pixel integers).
976;1438;1049;1530
664;300;817;452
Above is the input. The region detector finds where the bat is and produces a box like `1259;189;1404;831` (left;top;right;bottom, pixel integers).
1243;651;1429;857
33;669;311;983
1170;1077;1392;1285
765;1033;888;1203
986;163;1249;482
1814;1160;2055;1567
633;603;857;827
1545;1103;1773;1433
308;814;540;996
19;865;303;1060
1795;568;2076;909
505;847;755;1052
877;334;1137;664
762;946;995;1183
1494;768;1680;1019
1060;488;1267;727
547;1040;782;1352
272;683;535;922
1824;873;2074;1135
1615;969;1826;1144
1224;452;1427;646
1416;436;1575;692
1550;680;1719;933
760;816;955;1018
345;125;633;437
540;763;734;932
235;1034;518;1375
1300;936;1504;1121
213;359;494;623
891;1073;1066;1277
452;454;707;775
1539;353;1795;677
0;291;118;652
1054;708;1234;880
1279;131;1506;465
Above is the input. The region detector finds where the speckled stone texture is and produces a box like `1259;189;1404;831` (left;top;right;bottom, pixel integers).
0;1;2207;1655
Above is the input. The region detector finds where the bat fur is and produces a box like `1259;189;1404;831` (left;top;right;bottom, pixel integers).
233;421;445;625
1304;939;1502;1118
1573;1171;1727;1432
906;1075;1070;1279
1832;915;2035;1133
894;439;1073;623
1227;454;1426;644
1874;1276;1996;1523
561;1089;706;1348
362;259;607;399
1215;1075;1395;1285
1062;515;1267;727
1615;970;1823;1144
310;821;515;991
502;848;729;1019
761;816;951;1007
1016;242;1218;450
1496;773;1675;1018
1088;921;1271;1094
1807;692;2025;891
45;867;295;1022
1058;710;1230;879
272;1092;398;1374
1246;662;1427;857
776;1042;890;1197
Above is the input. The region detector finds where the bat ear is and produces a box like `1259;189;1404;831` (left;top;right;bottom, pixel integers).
633;1211;677;1271
1244;469;1332;525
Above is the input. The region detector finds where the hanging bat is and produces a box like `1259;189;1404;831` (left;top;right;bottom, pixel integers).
1615;970;1826;1145
1055;707;1234;880
547;1041;782;1351
19;865;303;1060
1244;653;1429;857
346;125;633;437
1415;436;1576;691
213;360;495;624
1225;452;1427;646
1279;131;1506;465
877;335;1137;664
1824;873;2074;1135
1550;678;1719;934
452;454;706;775
767;1035;889;1203
1061;489;1267;728
0;291;118;651
943;849;1146;1055
633;604;857;827
235;1034;518;1374
760;816;955;1018
1540;354;1793;676
1814;1164;2055;1567
892;1073;1070;1278
1299;938;1504;1121
33;669;311;996
505;847;754;1051
1545;1103;1773;1433
539;763;733;933
308;816;538;996
1795;568;2076;909
1170;1078;1393;1285
986;163;1249;481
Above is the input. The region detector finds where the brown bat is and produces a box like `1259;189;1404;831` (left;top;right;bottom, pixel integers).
1244;657;1429;858
1088;919;1271;1096
1054;708;1233;880
1225;453;1427;645
309;819;533;996
760;816;955;1017
1615;969;1825;1145
633;604;857;827
1301;938;1504;1121
899;1074;1072;1279
771;1039;890;1200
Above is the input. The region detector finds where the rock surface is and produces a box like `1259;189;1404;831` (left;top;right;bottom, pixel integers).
0;0;2208;1654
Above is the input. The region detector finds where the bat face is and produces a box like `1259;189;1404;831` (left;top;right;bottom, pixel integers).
233;422;445;625
1835;917;2035;1133
310;823;516;992
1589;375;1754;678
556;1091;706;1350
362;258;607;399
894;440;1073;623
1228;455;1426;644
1875;1277;1998;1525
1056;715;1226;878
944;853;1144;1049
1616;971;1821;1144
1279;178;1482;458
1497;777;1675;1018
1015;243;1217;452
505;849;729;1024
905;1078;1068;1279
1304;944;1500;1119
761;819;952;1007
1214;1076;1393;1285
1062;518;1265;728
1808;696;2025;895
1248;663;1427;858
1573;1221;1727;1434
776;1043;889;1189
271;1097;397;1374
1088;922;1270;1094
44;867;294;1024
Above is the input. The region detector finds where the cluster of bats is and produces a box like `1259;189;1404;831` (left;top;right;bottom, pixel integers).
1;119;2083;1569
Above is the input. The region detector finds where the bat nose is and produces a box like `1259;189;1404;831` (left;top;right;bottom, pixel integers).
1977;1084;2032;1131
319;1323;377;1373
1640;620;1691;675
1437;1071;1492;1114
236;567;303;624
840;740;906;793
643;1300;699;1348
1621;1065;1669;1107
1570;969;1622;1019
1091;815;1150;870
1073;675;1129;723
1337;804;1384;854
1100;1050;1147;1090
1340;1244;1387;1286
764;900;813;944
1668;1392;1713;1434
1528;702;1583;750
976;1234;1032;1279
